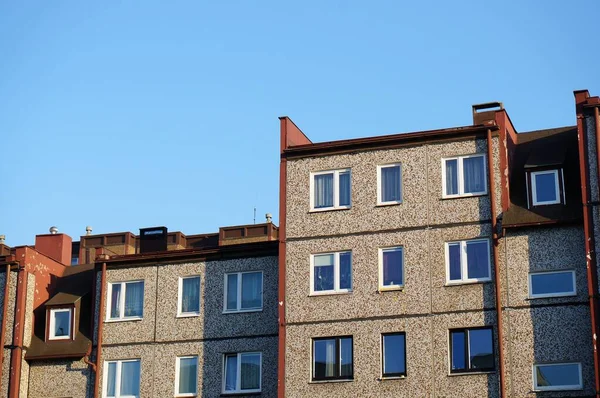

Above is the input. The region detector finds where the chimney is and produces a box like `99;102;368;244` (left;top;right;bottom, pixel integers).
472;102;503;126
139;227;168;253
35;227;73;265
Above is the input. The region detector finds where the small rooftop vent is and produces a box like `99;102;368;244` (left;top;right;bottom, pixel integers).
139;226;168;254
472;102;503;125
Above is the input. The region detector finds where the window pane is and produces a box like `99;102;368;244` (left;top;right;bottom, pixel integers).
106;362;117;397
382;249;403;286
536;363;581;388
340;337;353;378
240;353;261;390
314;174;334;208
383;334;405;375
226;274;238;311
531;272;575;296
339;252;352;290
182;277;200;314
241;272;262;309
468;329;493;370
124;281;144;318
451;331;466;371
445;159;459;195
338;171;351;206
534;172;558;203
448;244;461;281
314;255;334;291
110;284;121;319
178;357;197;394
463;156;485;194
120;361;141;396
224;355;237;391
313;339;336;379
381;166;401;202
466;241;489;279
54;310;70;337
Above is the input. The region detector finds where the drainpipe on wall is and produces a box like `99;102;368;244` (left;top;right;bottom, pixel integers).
83;261;98;376
8;263;28;398
0;263;13;394
577;108;600;398
92;261;107;398
487;129;507;398
277;153;287;398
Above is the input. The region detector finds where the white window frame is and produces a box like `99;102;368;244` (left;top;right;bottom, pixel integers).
106;280;144;322
377;163;402;205
309;169;352;211
48;307;73;340
445;239;491;284
175;355;198;397
532;362;582;391
177;276;201;317
378;246;404;291
310;251;353;295
441;154;488;198
531;169;561;206
222;352;262;394
528;270;576;299
222;271;263;313
102;358;141;398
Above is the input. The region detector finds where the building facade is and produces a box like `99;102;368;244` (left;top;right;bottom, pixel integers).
278;90;600;397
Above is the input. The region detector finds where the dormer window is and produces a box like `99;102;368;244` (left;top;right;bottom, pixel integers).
528;169;564;206
48;307;73;340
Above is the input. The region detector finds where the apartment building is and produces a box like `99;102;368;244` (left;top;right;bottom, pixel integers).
0;221;279;397
277;90;600;397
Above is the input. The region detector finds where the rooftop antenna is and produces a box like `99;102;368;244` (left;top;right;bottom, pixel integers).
253;207;256;224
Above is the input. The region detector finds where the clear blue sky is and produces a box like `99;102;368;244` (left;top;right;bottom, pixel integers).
2;1;599;246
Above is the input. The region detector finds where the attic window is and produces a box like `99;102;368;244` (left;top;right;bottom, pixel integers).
48;308;73;340
528;169;564;206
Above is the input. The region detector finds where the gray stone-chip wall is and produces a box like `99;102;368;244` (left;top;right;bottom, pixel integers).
27;359;92;398
0;271;17;398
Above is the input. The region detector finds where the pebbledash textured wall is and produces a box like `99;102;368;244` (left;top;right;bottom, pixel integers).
1;271;18;398
27;359;92;398
284;136;503;397
501;226;594;397
98;255;278;397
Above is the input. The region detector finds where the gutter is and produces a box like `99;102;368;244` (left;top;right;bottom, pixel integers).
8;264;28;398
576;111;600;398
487;129;506;398
0;263;13;394
92;261;107;398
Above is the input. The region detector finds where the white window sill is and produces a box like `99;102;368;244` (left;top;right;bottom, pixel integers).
221;390;261;395
377;376;406;381
376;201;402;207
104;317;143;323
441;192;488;200
527;292;577;300
445;279;492;287
222;308;263;315
175;394;197;397
309;206;351;213
176;313;201;318
309;291;352;297
448;370;495;377
531;387;583;392
378;286;404;293
309;379;354;384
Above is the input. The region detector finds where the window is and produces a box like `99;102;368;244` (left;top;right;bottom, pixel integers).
530;169;562;206
377;164;402;205
310;252;352;294
446;239;491;284
103;359;141;398
529;270;576;299
310;169;351;211
378;247;404;290
450;327;494;373
382;333;406;378
312;336;353;381
533;363;582;391
224;272;263;313
222;352;262;394
178;276;201;317
107;281;144;321
48;308;73;340
442;154;487;197
175;356;198;397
